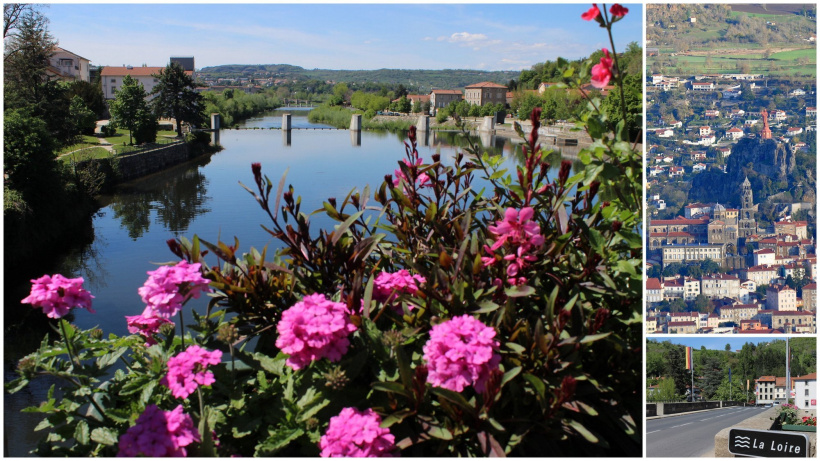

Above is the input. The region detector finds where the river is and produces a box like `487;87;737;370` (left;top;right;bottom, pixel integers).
3;108;582;455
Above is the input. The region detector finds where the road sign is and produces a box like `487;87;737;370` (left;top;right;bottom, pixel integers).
729;428;810;458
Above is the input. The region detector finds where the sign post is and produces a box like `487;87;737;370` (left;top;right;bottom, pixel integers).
728;428;809;458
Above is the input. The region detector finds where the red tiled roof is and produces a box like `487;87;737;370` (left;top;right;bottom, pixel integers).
431;89;462;95
646;278;663;290
794;373;817;381
668;321;697;327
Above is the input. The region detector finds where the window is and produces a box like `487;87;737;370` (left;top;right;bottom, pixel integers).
806;389;810;396
111;87;116;93
111;79;116;83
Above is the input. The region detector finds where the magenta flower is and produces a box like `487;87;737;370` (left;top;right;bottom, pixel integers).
581;4;600;21
161;345;223;399
21;274;95;319
275;293;358;370
487;207;545;252
126;314;173;346
423;315;501;393
138;260;210;319
319;407;396;457
372;269;426;307
393;158;431;190
591;48;614;89
609;3;628;17
117;404;200;457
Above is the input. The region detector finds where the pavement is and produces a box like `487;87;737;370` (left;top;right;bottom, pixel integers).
646;406;770;457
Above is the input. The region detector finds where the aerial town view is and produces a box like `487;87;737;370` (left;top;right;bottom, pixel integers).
4;3;644;458
645;4;817;335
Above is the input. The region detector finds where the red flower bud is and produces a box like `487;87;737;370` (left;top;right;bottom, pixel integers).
609;4;628;18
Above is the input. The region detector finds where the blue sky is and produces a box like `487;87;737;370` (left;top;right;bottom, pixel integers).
648;337;786;352
45;3;642;71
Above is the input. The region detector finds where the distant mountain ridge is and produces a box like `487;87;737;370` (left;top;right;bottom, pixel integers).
197;64;521;90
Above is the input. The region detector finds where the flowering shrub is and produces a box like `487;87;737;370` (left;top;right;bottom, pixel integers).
8;4;641;457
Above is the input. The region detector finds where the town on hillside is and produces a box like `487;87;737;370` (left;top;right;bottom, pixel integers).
645;6;817;335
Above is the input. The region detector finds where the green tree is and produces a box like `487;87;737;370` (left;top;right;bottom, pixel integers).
411;98;422;114
693;294;711;313
66;80;106;119
650;377;678;402
109;75;151;145
601;74;642;142
69;95;96;135
151;62;205;137
3;109;56;195
395;95;411;114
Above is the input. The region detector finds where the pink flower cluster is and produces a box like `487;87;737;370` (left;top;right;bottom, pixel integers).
319;407;396;457
21;274;95;319
161;345;223;399
126;314;173;346
138;261;210;319
482;207;545;285
393;158;431;191
591;48;614;89
117;404;200;457
372;269;426;310
276;293;358;370
422;315;501;393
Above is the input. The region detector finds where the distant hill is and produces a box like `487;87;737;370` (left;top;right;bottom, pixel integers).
197;64;520;91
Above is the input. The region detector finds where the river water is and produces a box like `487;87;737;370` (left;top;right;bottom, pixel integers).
3;108;581;455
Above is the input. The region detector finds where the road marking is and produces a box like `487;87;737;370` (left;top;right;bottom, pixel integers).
647;430;660;434
671;422;692;428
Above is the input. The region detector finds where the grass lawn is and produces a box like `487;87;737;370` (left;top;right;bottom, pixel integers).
56;135;104;156
59;147;112;163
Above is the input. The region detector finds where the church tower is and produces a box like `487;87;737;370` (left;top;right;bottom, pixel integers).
738;176;756;238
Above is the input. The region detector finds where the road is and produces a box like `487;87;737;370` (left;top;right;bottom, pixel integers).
646;406;770;457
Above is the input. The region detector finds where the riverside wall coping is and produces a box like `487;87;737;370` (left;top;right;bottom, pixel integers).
714;407;816;457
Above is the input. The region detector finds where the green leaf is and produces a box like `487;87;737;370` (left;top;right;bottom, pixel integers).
430;387;476;416
523;373;546;400
74;420;90;445
566;419;600;444
580;332;611;344
371;381;412;399
273;167;289;220
501;366;522;389
422;422;453;440
331;210;364;245
380;409;415;428
90;427;119;446
472;300;500;314
505;285;535;298
255;427;304;456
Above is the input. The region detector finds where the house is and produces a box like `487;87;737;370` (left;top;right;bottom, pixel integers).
722;90;742;99
793;373;816;410
786;127;803;136
668;321;698;334
646;278;664;304
744;119;759;127
719;147;732;157
690;151;707;161
803;282;816;312
727;127;744;140
705;109;720;118
772;311;815;333
789;88;807;97
698;126;712;136
692;163;707;172
730;108;746;119
429;89;463;113
668;166;684;177
692;82;714;92
806;107;816;117
464;81;507;106
753;249;776;266
766;284;797;311
47;47;91;82
654;128;674;138
698;134;716;146
772;109;787;121
101;59;195;100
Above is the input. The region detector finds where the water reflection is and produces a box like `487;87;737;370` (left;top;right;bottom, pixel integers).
106;156;212;240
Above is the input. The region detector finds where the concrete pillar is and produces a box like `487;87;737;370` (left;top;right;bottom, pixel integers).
481;115;495;132
210;113;220;145
350;114;362;131
350;130;361;147
657;403;665;416
282;113;291;131
417;115;430;132
283;130;291;146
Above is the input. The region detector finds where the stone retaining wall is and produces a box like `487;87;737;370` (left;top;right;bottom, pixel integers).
115;141;190;180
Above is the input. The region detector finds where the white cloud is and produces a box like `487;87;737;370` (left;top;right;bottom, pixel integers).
449;32;487;43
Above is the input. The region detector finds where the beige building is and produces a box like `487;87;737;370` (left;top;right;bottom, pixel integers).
739;265;777;287
701;274;740;299
429;89;462;113
101;63;195;100
755;376;795;404
719;303;758;324
48;47;91;82
766;284;797;311
662;244;725;267
772;311;816;333
668;320;698;334
803;283;816;312
464;81;507;106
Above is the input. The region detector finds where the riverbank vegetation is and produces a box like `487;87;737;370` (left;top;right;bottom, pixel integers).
9;5;643;457
201;88;282;127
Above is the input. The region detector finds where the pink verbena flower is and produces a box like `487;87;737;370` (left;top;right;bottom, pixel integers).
161;345;223;399
138;261;210;319
581;4;600;21
126;314;173;346
591;48;614;89
372;269;426;308
393;158;431;190
117;404;200;457
319;407;396;457
276;293;358;370
21;274;95;319
423;315;501;393
487;207;545;251
609;3;629;18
